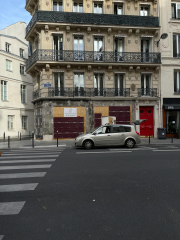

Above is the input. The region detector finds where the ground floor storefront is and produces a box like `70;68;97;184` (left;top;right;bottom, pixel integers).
34;98;160;140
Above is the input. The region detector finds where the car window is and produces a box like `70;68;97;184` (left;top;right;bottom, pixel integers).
96;126;111;134
124;126;132;132
112;126;125;133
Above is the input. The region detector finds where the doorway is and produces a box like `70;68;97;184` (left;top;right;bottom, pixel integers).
139;106;154;137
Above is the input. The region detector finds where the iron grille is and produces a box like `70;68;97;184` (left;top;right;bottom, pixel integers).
138;88;157;97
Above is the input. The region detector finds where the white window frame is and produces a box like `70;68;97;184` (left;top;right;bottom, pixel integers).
174;70;180;93
5;43;11;52
22;116;28;130
114;3;123;15
141;74;152;96
21;85;26;104
20;64;25;75
94;2;103;14
173;34;180;58
8;115;15;131
171;2;180;19
1;80;8;101
140;4;150;16
20;48;24;58
6;60;12;71
73;2;83;12
53;1;63;11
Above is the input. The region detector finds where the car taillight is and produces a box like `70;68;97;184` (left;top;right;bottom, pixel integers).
136;131;140;136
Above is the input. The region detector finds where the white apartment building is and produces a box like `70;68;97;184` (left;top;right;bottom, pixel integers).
159;0;180;138
0;22;34;138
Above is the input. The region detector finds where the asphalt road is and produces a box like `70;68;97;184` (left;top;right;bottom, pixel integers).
1;145;180;240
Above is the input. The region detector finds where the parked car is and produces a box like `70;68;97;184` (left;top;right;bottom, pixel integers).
75;124;141;149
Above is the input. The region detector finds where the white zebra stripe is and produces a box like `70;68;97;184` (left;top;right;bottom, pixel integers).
0;155;59;159
0;165;51;170
0;202;25;215
0;183;38;192
0;159;55;164
0;172;46;179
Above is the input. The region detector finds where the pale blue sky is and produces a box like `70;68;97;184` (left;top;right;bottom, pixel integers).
0;0;31;30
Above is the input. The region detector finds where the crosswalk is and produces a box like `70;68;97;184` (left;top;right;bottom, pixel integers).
0;146;66;239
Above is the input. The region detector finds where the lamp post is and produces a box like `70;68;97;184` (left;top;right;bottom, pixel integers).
157;33;168;47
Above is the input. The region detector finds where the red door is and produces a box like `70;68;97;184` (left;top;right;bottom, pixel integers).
139;107;154;137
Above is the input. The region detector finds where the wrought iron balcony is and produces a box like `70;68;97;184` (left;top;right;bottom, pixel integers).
32;87;130;99
26;50;161;70
26;11;159;36
138;88;157;97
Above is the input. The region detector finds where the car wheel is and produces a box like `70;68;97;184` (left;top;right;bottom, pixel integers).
125;139;135;148
83;140;93;150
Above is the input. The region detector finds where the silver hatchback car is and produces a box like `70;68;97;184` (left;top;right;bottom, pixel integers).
75;124;141;149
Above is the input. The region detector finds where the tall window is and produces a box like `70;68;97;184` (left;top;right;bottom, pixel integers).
21;85;26;103
54;72;64;96
140;5;150;16
94;37;103;61
5;43;10;52
141;74;151;96
172;3;180;19
173;35;180;58
20;65;25;75
73;2;83;12
20;48;24;58
114;4;123;15
114;74;124;96
174;71;180;93
22;116;28;130
6;60;12;71
74;36;84;60
74;73;84;96
8;115;14;130
53;1;63;11
94;3;103;14
94;73;104;96
1;80;7;101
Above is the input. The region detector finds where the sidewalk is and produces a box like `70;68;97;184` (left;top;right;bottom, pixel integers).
0;138;180;150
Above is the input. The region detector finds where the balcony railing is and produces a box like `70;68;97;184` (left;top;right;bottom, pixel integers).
33;89;41;99
26;50;161;70
138;88;157;97
26;11;159;36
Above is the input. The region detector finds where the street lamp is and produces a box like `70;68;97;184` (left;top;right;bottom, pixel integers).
157;33;168;47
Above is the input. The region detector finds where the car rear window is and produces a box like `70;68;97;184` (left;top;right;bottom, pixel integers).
124;126;132;132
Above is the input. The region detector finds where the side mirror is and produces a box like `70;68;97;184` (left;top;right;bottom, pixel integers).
93;132;97;135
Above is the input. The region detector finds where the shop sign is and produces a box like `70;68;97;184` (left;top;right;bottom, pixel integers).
64;108;77;117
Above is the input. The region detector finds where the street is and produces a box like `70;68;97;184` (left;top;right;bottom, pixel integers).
1;144;180;240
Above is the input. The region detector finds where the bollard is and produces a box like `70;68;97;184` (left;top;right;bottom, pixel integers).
0;151;1;156
32;131;34;148
172;133;173;143
20;133;21;141
18;131;19;139
8;136;10;149
149;133;150;144
57;130;58;147
4;132;5;142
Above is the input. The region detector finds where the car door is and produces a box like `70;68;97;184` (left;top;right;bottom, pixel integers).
94;126;112;146
111;126;126;145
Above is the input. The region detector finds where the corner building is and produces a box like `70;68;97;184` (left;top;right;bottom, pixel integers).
25;0;161;140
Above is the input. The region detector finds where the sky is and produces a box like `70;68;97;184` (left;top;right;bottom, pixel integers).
0;0;31;30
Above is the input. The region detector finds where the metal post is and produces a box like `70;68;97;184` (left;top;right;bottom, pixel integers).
29;131;30;137
32;131;34;148
18;131;19;139
149;133;150;144
57;130;58;147
8;136;10;149
172;133;173;143
20;133;21;141
3;132;5;142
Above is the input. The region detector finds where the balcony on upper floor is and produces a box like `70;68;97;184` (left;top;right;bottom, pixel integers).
26;11;159;37
26;50;161;71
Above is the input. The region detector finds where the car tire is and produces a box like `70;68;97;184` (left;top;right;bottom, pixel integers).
125;139;135;148
83;140;94;150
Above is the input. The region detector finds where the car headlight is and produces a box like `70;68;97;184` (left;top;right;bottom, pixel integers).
75;137;82;141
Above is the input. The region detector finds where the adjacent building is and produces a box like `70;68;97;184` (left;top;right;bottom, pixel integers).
0;22;34;138
25;0;161;140
159;0;180;137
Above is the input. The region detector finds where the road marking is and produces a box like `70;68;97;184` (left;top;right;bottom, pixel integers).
76;151;132;154
0;235;4;240
0;172;46;179
0;155;59;159
153;150;180;152
108;148;157;151
20;145;66;148
0;202;25;215
0;183;38;192
0;165;52;170
2;153;61;156
0;159;56;164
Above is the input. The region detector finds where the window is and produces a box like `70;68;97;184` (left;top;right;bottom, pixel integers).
73;2;83;12
173;35;180;57
21;85;26;103
74;73;84;96
22;116;28;130
114;4;123;15
20;48;24;58
54;72;64;96
53;1;63;11
124;126;131;132
174;71;180;93
20;64;25;75
8;115;14;130
140;5;150;16
74;36;84;60
1;80;7;101
5;43;10;52
95;126;110;134
94;37;104;61
6;60;12;71
172;3;180;19
94;3;103;14
94;73;104;96
141;74;151;96
114;74;124;96
114;38;124;62
112;126;125;133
